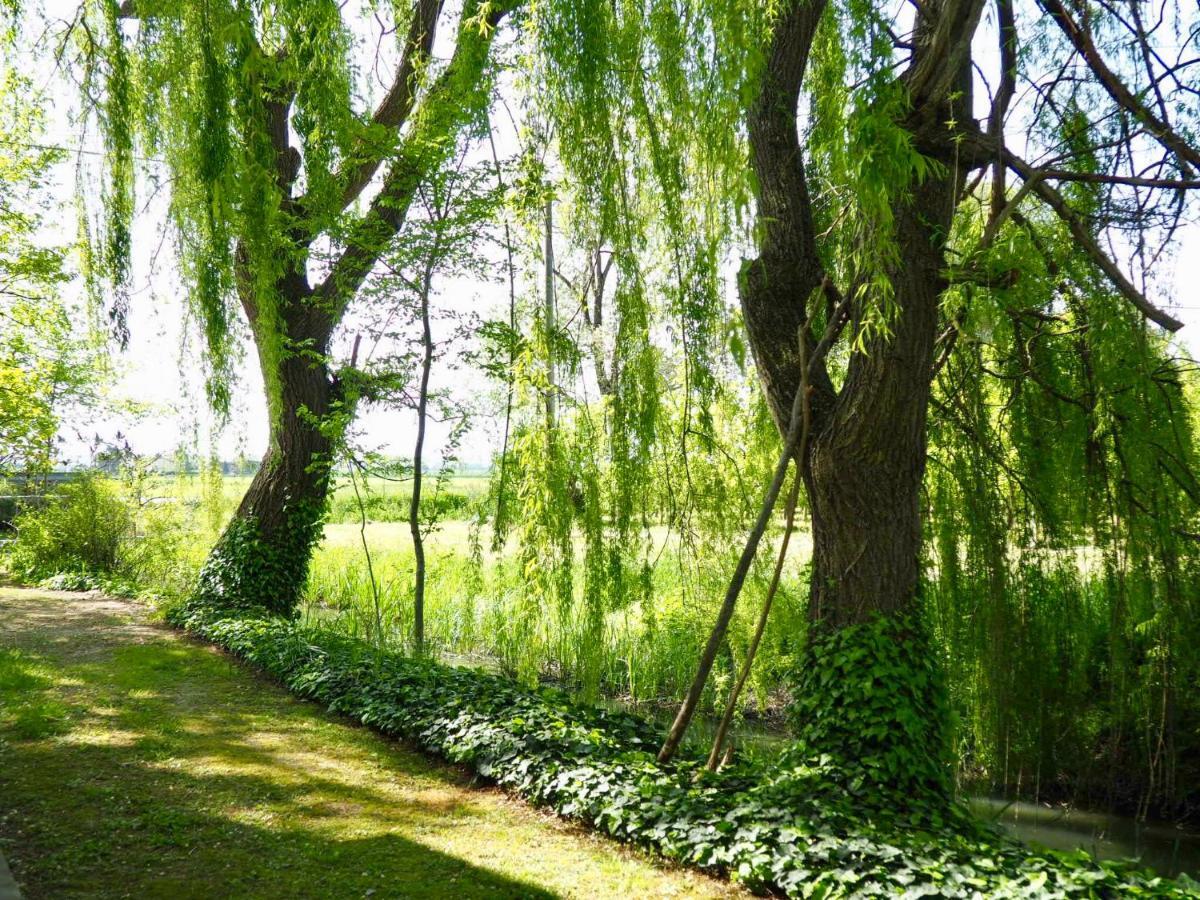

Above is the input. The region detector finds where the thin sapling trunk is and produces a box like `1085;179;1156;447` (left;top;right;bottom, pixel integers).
410;261;435;657
706;468;803;771
543;197;557;430
658;291;847;765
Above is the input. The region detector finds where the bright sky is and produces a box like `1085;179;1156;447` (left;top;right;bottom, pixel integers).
19;0;1200;470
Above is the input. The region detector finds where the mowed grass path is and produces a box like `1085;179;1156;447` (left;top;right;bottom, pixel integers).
0;588;742;900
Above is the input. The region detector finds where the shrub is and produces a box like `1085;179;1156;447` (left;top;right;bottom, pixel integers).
37;571;104;591
169;600;1198;898
6;472;210;601
121;499;210;600
10;474;134;578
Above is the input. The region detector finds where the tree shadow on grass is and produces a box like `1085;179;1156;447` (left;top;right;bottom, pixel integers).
0;638;562;900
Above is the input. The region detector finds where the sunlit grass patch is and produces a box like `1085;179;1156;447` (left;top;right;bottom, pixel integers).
0;649;73;740
0;588;742;899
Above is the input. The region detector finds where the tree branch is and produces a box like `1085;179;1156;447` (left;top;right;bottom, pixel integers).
1032;168;1200;190
313;0;514;331
1038;0;1200;173
1006;151;1184;332
318;0;445;212
988;0;1017;220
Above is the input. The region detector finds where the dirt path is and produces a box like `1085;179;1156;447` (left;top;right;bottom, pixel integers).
0;587;742;900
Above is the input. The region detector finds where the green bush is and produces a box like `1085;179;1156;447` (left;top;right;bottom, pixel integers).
170;600;1197;898
7;472;211;600
10;474;134;578
121;499;210;600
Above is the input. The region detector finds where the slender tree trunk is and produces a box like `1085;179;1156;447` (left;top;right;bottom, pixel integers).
488;124;517;546
410;265;434;656
586;246;615;396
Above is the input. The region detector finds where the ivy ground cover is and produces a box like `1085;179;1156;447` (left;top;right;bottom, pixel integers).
170;603;1200;899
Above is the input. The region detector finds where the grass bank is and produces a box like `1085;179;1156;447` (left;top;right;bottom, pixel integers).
166;599;1199;898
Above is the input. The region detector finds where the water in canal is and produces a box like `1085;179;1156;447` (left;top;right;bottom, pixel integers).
969;797;1200;878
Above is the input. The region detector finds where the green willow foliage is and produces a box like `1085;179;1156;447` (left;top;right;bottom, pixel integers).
484;2;789;701
491;0;943;701
85;0;246;405
528;0;757;423
806;0;939;341
520;0;1198;808
70;0;1199;827
927;199;1200;817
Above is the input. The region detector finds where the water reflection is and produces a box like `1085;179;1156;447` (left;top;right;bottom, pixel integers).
970;796;1200;878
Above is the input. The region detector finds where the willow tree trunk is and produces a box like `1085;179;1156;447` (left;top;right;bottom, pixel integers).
804;186;948;629
190;286;339;619
734;0;976;802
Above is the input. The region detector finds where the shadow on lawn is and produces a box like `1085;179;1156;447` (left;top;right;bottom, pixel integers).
0;634;562;900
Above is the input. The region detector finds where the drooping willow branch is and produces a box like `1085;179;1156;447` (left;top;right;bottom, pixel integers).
487;118;518;548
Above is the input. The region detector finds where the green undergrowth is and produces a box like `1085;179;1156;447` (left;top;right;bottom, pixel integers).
168;601;1199;898
194;509;325;617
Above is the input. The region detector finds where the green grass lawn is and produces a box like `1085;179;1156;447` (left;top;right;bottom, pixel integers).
0;587;741;900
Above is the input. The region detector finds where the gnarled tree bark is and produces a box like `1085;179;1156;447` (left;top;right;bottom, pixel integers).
730;0;982;790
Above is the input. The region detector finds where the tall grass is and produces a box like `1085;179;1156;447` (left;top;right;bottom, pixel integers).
302;520;808;726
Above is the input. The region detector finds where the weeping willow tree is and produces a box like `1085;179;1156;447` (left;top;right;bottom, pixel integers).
73;0;517;614
526;0;1199;797
72;0;1200;809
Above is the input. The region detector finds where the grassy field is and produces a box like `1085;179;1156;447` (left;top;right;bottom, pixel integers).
170;474;491;512
159;472;490;532
0;586;742;899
